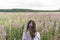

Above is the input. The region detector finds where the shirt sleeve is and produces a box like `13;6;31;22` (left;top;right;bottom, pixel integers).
36;32;41;40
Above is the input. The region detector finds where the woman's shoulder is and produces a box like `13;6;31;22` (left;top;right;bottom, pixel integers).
34;32;40;40
36;32;40;35
36;32;40;37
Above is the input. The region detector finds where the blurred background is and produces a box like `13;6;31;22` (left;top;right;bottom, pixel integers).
0;12;60;40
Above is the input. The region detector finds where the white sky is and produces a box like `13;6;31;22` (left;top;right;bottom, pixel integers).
0;0;60;10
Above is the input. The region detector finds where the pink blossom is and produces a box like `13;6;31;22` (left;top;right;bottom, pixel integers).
55;22;59;32
2;31;6;37
29;22;33;28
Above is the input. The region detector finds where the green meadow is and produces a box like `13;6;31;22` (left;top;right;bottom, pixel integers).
0;12;60;40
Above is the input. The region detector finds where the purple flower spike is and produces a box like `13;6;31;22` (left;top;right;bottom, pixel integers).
29;22;33;28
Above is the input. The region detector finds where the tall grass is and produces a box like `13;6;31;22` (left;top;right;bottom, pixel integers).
5;25;24;40
0;13;60;40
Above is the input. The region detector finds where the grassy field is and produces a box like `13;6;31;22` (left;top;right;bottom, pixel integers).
0;12;60;40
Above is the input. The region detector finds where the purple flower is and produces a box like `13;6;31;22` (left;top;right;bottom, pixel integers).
29;22;33;28
55;22;59;32
0;25;4;32
2;31;6;37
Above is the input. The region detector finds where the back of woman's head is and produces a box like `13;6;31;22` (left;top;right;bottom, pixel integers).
27;20;37;39
27;20;36;33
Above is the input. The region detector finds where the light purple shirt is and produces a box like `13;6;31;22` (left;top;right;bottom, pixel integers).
22;31;40;40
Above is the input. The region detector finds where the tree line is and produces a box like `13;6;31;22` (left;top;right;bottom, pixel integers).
0;9;60;12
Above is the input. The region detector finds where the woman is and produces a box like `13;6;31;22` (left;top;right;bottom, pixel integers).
22;20;40;40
